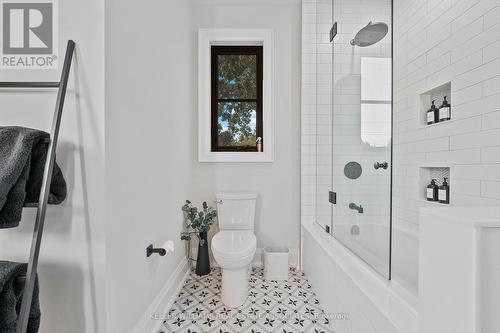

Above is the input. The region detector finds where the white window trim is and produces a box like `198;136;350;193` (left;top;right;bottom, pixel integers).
198;28;275;163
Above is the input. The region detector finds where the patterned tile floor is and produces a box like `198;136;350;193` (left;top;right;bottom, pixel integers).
158;267;334;333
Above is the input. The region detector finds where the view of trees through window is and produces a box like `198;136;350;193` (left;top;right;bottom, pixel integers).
211;46;262;151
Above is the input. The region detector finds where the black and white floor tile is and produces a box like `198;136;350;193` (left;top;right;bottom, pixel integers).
158;267;334;333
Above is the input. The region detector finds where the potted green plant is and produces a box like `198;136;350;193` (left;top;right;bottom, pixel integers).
181;200;217;276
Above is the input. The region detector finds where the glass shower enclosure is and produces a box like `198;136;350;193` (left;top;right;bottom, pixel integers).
314;0;393;278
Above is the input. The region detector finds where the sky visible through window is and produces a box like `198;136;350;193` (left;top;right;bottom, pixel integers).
218;110;257;138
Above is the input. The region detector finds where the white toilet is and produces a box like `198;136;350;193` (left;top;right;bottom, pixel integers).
211;192;257;308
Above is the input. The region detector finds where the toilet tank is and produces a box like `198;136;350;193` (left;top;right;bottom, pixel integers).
216;192;257;230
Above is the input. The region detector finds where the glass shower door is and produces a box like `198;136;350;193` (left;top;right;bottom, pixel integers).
330;0;392;278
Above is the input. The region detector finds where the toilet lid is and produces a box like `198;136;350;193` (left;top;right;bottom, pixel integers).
212;231;256;258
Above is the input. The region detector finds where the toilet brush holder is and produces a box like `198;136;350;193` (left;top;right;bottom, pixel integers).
196;231;211;276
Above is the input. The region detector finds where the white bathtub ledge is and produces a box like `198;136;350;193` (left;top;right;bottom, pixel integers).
420;207;500;227
302;222;418;333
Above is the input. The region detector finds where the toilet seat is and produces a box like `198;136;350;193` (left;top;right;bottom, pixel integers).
212;230;256;262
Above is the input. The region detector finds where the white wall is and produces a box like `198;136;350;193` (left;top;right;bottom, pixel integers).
191;0;302;261
104;0;194;331
393;0;500;292
417;208;500;332
0;0;106;332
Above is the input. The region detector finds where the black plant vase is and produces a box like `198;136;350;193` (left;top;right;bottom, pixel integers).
196;231;210;276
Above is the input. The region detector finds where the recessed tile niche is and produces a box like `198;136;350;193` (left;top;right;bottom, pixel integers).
419;82;452;127
419;166;451;205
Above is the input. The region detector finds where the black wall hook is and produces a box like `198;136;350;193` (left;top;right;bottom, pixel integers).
146;244;166;257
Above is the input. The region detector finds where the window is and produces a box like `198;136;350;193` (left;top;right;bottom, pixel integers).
198;29;274;162
211;46;263;152
360;57;392;148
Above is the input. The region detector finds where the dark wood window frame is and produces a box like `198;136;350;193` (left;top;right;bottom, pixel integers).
211;45;263;152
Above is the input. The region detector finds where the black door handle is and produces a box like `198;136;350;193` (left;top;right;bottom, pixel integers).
374;162;388;170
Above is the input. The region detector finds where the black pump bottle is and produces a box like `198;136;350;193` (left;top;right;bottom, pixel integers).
438;177;450;204
427;179;438;201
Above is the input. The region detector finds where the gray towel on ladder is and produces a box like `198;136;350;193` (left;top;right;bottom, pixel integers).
0;126;67;229
0;261;41;333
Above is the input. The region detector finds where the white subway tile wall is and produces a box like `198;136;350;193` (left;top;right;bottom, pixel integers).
301;0;319;226
393;0;500;291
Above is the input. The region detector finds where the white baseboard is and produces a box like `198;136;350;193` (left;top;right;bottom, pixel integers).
132;257;190;333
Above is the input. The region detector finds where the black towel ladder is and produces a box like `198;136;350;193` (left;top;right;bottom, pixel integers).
0;40;75;333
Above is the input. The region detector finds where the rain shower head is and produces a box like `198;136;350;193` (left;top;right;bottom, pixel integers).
350;21;388;47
